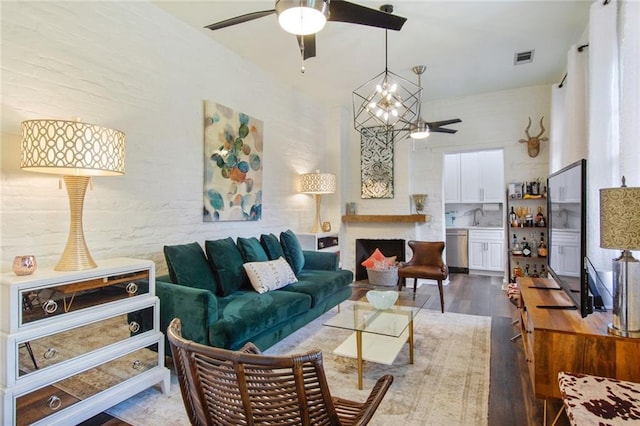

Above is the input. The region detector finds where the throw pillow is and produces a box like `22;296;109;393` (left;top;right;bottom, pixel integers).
361;248;387;268
204;237;248;296
243;257;298;294
260;233;285;260
280;229;305;275
163;242;218;293
237;237;269;262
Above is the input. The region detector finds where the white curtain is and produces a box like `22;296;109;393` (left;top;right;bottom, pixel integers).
587;0;620;271
619;0;640;187
550;84;566;173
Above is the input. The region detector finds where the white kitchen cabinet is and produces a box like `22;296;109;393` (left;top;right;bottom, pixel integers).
468;229;504;272
549;229;581;277
0;258;170;425
444;153;461;203
459;150;504;203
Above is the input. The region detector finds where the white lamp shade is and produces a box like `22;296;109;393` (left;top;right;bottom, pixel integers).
276;0;328;35
300;172;336;194
600;186;640;250
21;119;126;176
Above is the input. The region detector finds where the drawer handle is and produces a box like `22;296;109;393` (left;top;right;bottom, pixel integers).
43;347;59;360
43;300;58;314
129;321;140;333
126;282;138;295
132;360;142;370
47;395;62;411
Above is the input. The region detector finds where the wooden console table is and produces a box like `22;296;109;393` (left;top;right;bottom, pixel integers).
517;277;640;403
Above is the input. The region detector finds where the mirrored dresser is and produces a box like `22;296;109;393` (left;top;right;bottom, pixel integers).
0;257;170;425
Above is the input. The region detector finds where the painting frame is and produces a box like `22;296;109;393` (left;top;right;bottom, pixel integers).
360;126;395;199
203;100;264;222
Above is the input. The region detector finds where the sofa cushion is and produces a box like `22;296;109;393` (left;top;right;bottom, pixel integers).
205;237;249;296
279;269;354;307
280;230;305;274
163;242;218;293
260;233;285;260
244;257;298;294
209;290;312;350
237;237;269;262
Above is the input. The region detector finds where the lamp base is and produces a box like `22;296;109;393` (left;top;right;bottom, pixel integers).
55;176;97;271
310;194;322;233
607;250;640;338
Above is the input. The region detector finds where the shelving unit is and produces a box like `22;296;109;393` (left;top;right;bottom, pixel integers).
506;191;548;282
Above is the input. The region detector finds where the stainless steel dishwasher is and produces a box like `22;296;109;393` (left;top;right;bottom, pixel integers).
446;229;469;273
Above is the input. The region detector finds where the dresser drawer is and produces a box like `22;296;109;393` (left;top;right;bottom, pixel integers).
15;343;159;426
17;306;154;378
20;269;150;326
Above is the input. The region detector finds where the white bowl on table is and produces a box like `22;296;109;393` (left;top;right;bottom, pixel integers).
366;290;399;310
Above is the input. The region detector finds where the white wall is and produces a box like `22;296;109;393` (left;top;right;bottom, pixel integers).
0;2;338;272
340;85;550;273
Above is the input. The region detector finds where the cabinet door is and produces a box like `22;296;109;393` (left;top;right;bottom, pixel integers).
468;240;486;269
444;154;461;203
480;150;504;202
486;241;504;271
460;152;483;202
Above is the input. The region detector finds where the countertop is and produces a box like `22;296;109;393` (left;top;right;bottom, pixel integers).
446;226;504;231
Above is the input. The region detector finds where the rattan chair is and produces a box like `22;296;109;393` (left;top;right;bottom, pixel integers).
167;318;394;425
397;241;449;313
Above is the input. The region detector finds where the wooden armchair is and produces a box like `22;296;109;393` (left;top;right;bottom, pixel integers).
397;241;448;313
167;318;394;425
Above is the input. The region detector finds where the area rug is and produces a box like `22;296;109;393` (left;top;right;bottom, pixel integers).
107;306;491;425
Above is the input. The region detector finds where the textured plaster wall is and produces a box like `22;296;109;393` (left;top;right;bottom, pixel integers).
0;2;337;273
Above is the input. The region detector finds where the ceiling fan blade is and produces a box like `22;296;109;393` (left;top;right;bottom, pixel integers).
429;127;458;134
296;34;316;60
205;9;275;31
328;1;407;31
427;118;462;128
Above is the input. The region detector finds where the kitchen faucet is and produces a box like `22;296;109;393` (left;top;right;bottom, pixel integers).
472;208;484;226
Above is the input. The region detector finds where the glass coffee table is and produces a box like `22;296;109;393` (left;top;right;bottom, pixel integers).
323;290;430;389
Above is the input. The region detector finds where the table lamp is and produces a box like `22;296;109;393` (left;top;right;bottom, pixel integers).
21;119;126;271
300;171;336;233
600;177;640;338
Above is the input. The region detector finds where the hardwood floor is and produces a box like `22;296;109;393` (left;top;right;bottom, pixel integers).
85;272;569;426
384;272;570;426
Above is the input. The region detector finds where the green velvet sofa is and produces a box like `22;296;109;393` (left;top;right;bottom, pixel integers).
156;230;353;354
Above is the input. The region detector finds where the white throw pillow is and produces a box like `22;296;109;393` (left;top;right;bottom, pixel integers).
243;257;298;294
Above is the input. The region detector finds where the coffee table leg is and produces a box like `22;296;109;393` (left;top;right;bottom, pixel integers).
409;319;414;364
356;330;363;390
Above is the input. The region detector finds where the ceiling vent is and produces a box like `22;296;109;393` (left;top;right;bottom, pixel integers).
514;50;534;65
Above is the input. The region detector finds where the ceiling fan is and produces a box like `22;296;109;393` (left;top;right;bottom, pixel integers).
409;65;461;138
204;1;407;61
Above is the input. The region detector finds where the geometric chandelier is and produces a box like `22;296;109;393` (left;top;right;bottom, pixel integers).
352;17;421;140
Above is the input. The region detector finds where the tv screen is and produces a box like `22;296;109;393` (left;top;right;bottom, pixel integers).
546;159;591;317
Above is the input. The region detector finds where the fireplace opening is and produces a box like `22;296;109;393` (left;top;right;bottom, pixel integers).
355;239;406;281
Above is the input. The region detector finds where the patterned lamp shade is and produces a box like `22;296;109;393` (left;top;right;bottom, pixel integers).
600;185;640;250
21;119;126;176
299;172;336;194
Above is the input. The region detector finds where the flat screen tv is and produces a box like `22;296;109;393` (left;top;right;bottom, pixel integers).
546;159;591;317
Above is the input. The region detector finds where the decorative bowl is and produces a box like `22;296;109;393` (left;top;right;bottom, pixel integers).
366;290;399;310
13;255;37;276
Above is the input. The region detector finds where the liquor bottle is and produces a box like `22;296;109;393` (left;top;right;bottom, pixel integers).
532;264;539;278
522;237;532;257
540;264;548;278
530;232;538;257
537;233;548;257
509;206;517;227
513;262;523;279
524;264;530;277
536;206;544;226
512;234;522;256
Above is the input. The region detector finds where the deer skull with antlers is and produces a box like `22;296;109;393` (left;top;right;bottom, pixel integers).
519;116;548;158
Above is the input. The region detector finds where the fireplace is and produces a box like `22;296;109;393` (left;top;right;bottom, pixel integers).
355;239;406;281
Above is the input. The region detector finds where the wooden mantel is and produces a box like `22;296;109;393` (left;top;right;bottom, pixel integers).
341;214;429;223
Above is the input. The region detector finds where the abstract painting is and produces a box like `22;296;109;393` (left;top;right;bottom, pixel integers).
360;127;394;199
203;101;263;221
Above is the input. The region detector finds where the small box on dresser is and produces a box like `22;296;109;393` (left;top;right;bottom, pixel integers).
0;257;170;425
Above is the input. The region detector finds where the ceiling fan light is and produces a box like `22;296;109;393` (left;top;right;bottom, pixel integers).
410;120;430;139
276;1;329;35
